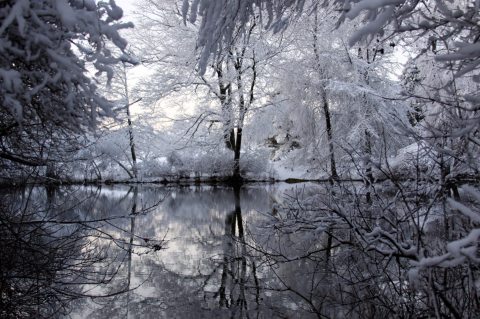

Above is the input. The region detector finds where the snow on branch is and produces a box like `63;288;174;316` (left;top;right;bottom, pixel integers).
182;0;305;74
0;0;134;132
410;186;480;273
184;0;480;79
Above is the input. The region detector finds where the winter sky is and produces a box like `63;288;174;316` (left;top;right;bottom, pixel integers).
116;0;135;19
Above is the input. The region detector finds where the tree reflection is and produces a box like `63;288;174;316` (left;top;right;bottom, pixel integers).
254;183;480;318
125;187;137;319
7;183;466;318
0;185;164;318
217;186;251;315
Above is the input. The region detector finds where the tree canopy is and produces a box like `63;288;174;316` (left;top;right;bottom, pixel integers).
0;0;133;167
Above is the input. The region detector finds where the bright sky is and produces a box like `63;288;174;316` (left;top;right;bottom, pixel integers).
112;0;197;125
116;0;135;17
112;1;152;116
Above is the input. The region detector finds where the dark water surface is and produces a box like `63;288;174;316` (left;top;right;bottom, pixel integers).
1;184;328;318
3;183;477;318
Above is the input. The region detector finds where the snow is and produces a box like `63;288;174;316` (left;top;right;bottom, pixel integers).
270;160;322;180
348;5;395;46
346;0;404;18
448;198;480;223
1;0;480;317
56;0;77;27
0;0;27;37
107;0;124;20
0;69;22;92
446;229;480;258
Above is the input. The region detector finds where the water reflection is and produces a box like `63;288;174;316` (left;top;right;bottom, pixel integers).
1;185;297;318
77;184;291;319
2;183;475;318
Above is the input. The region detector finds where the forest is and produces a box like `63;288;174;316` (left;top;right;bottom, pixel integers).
0;0;479;318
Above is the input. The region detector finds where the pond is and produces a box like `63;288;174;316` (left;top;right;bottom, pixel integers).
1;184;323;318
1;183;477;318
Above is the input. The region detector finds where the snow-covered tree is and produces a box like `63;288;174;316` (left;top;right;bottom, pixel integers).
0;0;133;169
178;3;480;316
133;0;283;180
246;3;409;180
183;0;479;76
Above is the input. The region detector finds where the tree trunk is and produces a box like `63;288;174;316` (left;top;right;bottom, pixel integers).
313;9;338;181
320;89;338;180
215;62;234;151
233;55;246;182
45;162;57;181
233;128;242;180
123;63;138;179
125;186;137;319
126;103;137;179
365;129;373;204
360;49;374;204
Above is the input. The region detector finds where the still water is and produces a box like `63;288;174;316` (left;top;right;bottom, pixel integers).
1;184;329;319
3;183;473;318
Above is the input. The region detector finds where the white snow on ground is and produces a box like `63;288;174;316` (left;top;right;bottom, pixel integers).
269;160;322;180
